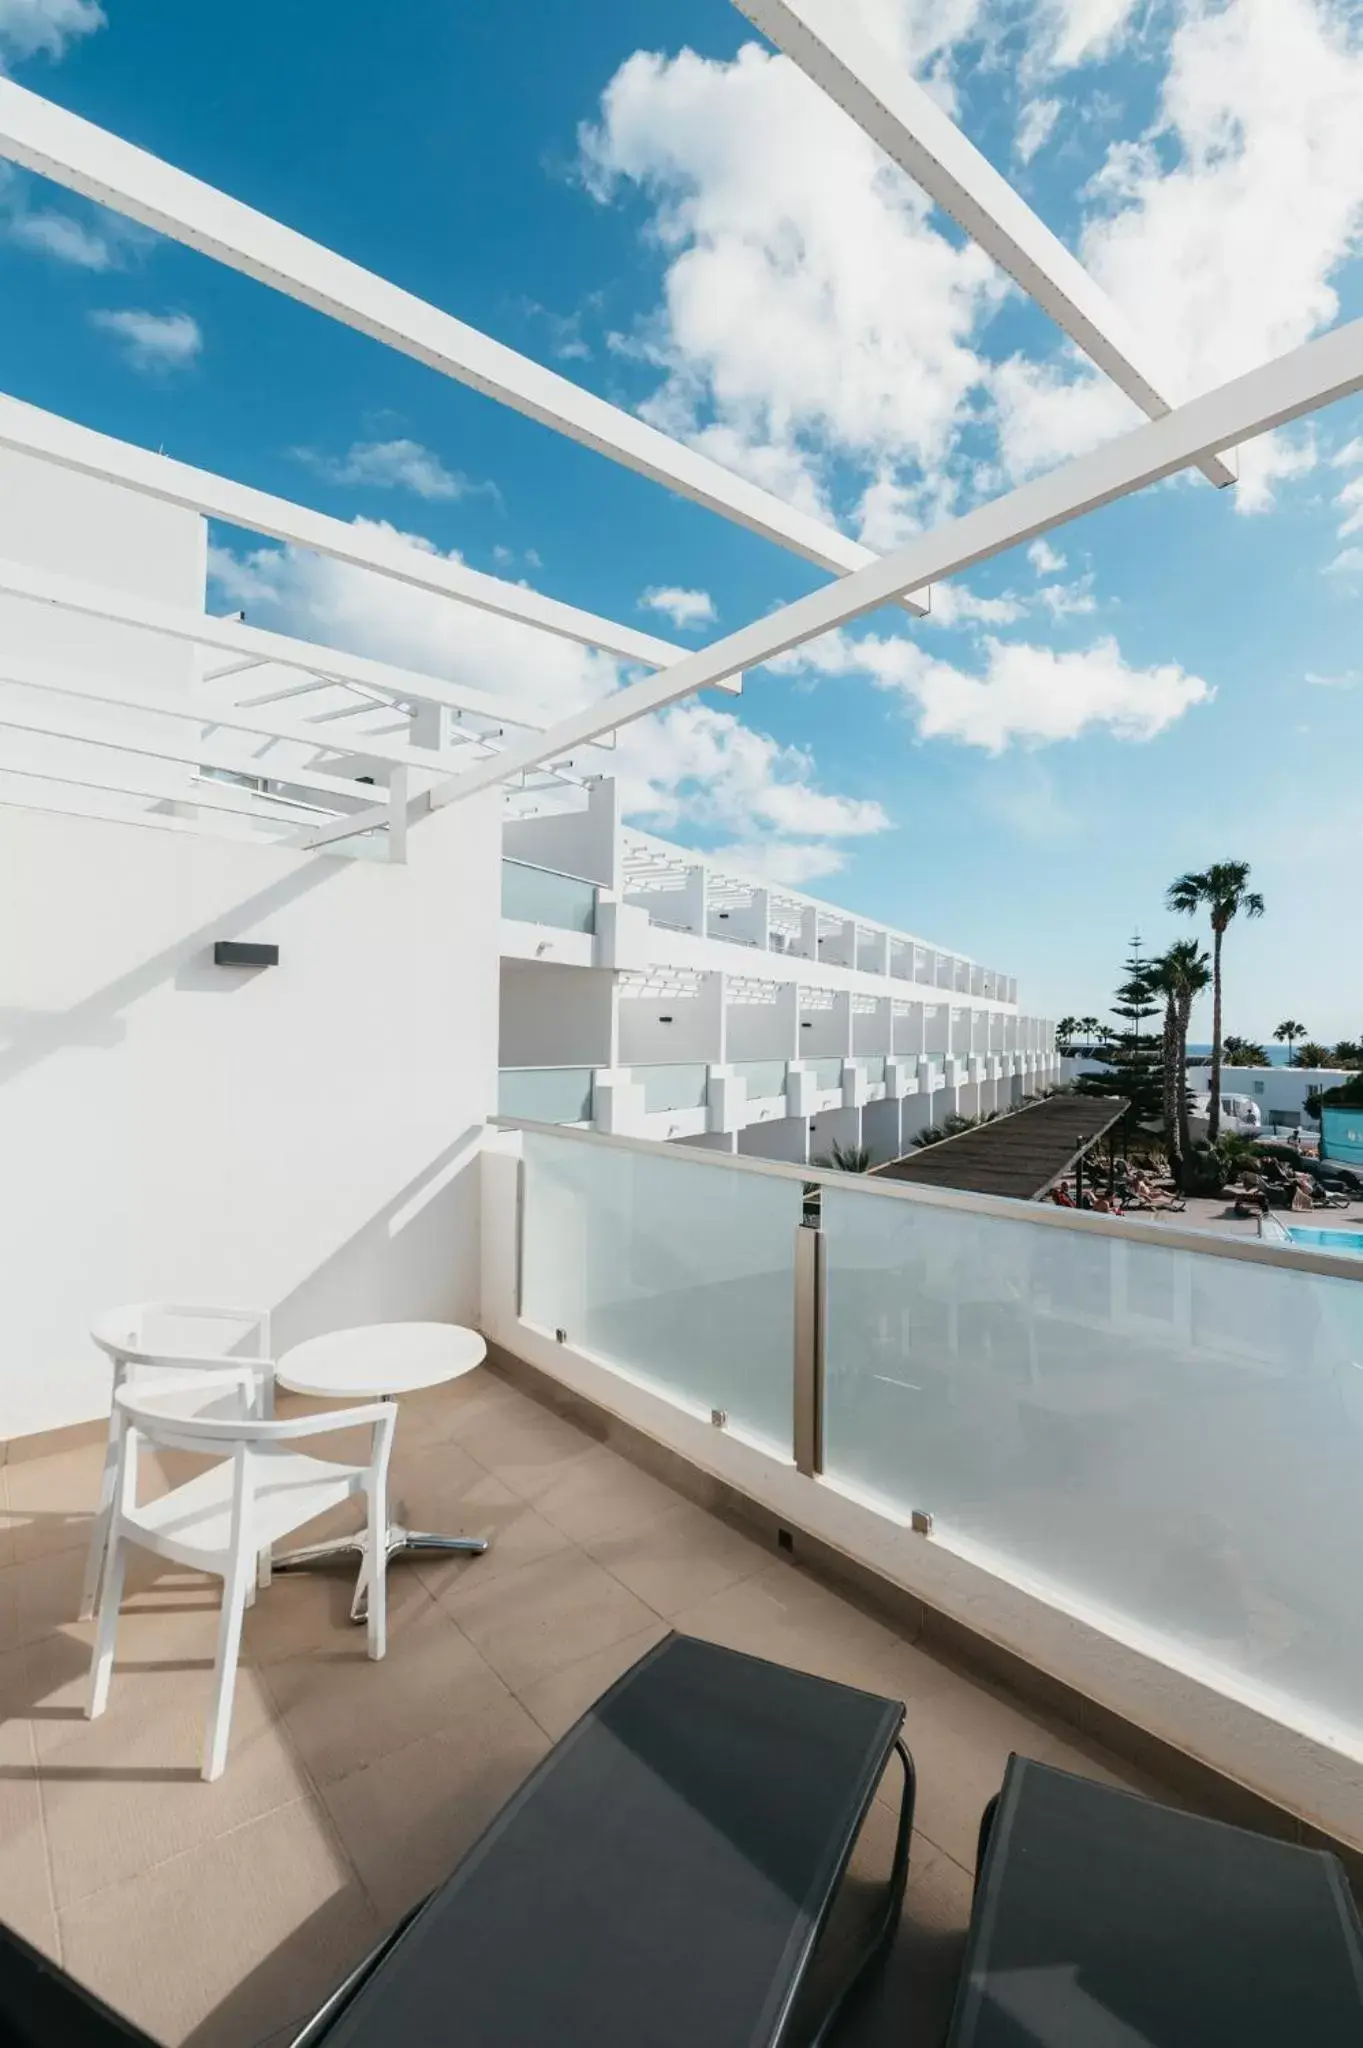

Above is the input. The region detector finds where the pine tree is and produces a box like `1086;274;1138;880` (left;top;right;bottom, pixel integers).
1076;935;1164;1131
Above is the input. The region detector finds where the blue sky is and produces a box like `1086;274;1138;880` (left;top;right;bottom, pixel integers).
2;0;1363;1040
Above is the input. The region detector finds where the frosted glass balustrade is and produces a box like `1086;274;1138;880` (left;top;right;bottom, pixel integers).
498;1068;594;1124
640;1064;710;1114
821;1186;1363;1742
732;1060;789;1100
501;859;597;933
521;1131;799;1453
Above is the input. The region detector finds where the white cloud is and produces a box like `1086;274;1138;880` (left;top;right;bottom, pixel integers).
0;0;103;64
293;438;478;502
1036;0;1144;73
1036;574;1097;619
1325;546;1363;581
208;520;884;873
614;698;889;850
207;522;619;726
927;581;1029;627
1304;669;1360;688
637;585;718;629
579;42;1002;520
996;0;1363;513
1016;96;1061;164
90;308;202;372
0;161;130;269
1324;431;1363;568
1028;538;1068;574
8;205;113;267
773;625;1211;751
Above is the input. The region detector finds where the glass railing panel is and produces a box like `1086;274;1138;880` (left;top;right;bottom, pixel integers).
821;1184;1363;1743
857;1055;887;1084
520;1131;800;1453
498;1067;594;1124
732;1060;789;1100
639;1063;710;1113
501;859;597;934
811;1057;844;1089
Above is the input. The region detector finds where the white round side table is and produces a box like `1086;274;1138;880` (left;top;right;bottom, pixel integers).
273;1321;489;1621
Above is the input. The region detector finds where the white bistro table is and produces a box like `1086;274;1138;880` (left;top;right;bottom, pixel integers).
273;1322;489;1621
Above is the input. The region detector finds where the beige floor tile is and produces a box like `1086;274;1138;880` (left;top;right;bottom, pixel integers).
515;1621;671;1742
0;1545;88;1656
670;1559;905;1689
394;1366;530;1447
260;1590;509;1785
532;1442;686;1547
888;1668;1078;1870
0;1464;15;1570
585;1500;771;1618
0;1642;60;1959
243;1541;433;1665
446;1546;656;1694
412;1492;571;1603
4;1440;109;1564
25;1573;244;1761
37;1669;309;1908
452;1396;602;1502
321;1694;550;1922
836;1837;973;2048
59;1797;382;2048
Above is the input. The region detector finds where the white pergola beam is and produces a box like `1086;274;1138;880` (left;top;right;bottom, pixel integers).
0;553;545;733
0;392;728;678
0;784;293;843
0;755;319;825
734;0;1237;492
0;79;927;611
0;692;392;804
437;314;1363;803
0;647;484;775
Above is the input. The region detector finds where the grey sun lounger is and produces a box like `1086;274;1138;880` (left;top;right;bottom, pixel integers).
306;1631;914;2048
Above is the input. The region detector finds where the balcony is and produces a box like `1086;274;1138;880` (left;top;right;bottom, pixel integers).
0;1364;1206;2048
7;1123;1363;2045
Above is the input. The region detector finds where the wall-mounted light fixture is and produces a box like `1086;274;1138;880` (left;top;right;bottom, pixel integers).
213;940;279;968
659;1015;673;1024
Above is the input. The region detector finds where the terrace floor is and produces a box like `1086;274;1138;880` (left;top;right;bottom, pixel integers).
2;1363;1201;2046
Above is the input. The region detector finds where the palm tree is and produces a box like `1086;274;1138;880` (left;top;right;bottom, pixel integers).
1166;862;1265;1142
1147;940;1210;1172
1056;1016;1078;1055
1273;1019;1306;1065
814;1141;871;1173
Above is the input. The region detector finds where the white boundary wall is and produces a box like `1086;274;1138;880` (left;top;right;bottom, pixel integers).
1;792;501;1438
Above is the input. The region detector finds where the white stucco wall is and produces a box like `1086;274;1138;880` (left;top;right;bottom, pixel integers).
0;446;207;809
1;792;502;1440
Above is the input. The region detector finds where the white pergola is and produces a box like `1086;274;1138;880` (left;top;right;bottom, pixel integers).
0;0;1360;855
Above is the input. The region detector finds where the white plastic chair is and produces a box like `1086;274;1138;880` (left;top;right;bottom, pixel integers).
81;1302;274;1622
88;1372;395;1781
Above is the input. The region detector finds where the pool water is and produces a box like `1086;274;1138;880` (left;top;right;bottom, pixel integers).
1281;1224;1363;1259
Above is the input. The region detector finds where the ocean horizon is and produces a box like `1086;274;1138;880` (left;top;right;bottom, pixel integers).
1186;1043;1292;1066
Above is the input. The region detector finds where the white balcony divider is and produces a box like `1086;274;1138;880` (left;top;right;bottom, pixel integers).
500;858;597;934
497;1068;594;1124
820;1183;1363;1750
519;1129;801;1453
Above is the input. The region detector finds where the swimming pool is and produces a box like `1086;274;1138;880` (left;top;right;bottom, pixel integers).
1262;1217;1363;1259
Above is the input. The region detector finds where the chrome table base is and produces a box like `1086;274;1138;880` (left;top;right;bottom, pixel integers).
273;1508;487;1623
